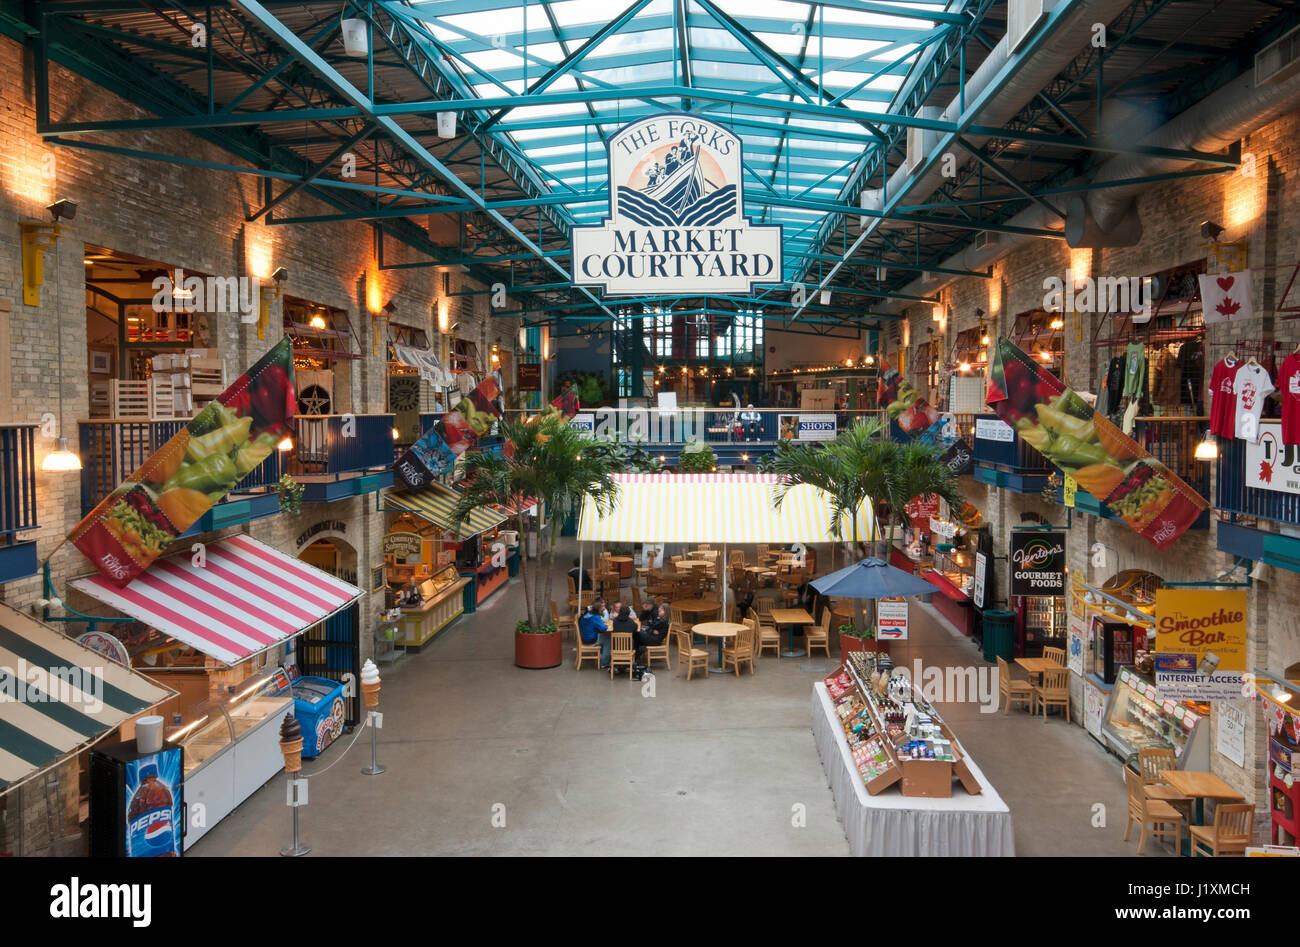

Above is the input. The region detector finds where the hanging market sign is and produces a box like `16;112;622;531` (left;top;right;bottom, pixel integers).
778;413;837;441
394;374;503;491
904;494;941;529
1009;530;1066;597
570;114;783;295
1153;588;1248;701
1245;421;1300;494
69;338;296;587
878;358;941;438
1197;269;1255;324
975;417;1014;442
517;361;541;391
939;438;974;475
986;336;1207;551
382;531;424;560
876;597;909;640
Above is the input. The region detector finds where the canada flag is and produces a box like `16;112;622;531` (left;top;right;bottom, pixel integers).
1198;270;1254;324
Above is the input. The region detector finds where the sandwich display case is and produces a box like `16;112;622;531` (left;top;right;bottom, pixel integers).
1101;667;1208;771
400;564;471;648
166;667;293;851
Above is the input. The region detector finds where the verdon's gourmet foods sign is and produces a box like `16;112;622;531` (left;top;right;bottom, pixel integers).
571;114;783;295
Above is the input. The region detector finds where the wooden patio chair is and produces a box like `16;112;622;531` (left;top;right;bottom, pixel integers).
1033;667;1070;719
997;656;1033;714
610;632;636;679
1190;804;1254;856
675;628;709;681
1124;769;1184;855
550;600;577;641
722;624;755;676
804;610;831;658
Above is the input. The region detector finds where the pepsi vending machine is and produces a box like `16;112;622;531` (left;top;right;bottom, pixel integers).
90;740;184;857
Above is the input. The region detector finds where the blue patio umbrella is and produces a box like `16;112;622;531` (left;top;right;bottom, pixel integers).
811;557;936;601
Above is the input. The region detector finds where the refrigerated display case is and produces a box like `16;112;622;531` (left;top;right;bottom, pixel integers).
1015;595;1066;658
290;675;348;759
1101;667;1208;770
90;741;185;857
165;668;293;851
1090;616;1134;685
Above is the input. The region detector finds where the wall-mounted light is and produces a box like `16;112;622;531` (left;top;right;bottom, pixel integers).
277;435;294;451
391;427;400;441
46;198;77;222
1200;220;1225;240
864;355;874;365
1049;316;1064;330
1194;431;1218;461
309;314;327;330
41;436;82;472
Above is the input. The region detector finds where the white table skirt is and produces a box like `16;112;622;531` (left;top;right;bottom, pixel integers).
812;683;1015;856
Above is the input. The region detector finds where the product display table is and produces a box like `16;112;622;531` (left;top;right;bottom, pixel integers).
770;607;813;657
692;621;746;672
812;683;1015;856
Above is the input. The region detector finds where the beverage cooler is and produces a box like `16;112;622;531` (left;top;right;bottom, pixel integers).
1089;616;1135;685
90;741;185;857
1014;595;1066;658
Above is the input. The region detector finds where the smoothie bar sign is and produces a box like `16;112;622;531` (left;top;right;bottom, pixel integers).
571;114;783;295
1009;530;1066;597
986;336;1207;550
69;338;295;586
1154;588;1248;701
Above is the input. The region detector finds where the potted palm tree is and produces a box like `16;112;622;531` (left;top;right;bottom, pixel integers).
450;413;619;669
770;417;964;632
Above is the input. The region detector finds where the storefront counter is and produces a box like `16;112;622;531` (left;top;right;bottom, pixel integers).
921;569;976;637
460;560;511;612
889;543;922;575
401;576;471;648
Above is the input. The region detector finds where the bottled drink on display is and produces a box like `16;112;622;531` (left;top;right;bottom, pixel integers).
127;761;177;857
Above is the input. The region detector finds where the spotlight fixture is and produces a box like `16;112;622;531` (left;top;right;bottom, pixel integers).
46;199;77;222
270;267;288;283
959;362;971;373
449;321;460;332
1200;220;1225;240
1194;431;1218;461
309;314;327;330
277;436;294;451
382;301;397;315
40;436;82;472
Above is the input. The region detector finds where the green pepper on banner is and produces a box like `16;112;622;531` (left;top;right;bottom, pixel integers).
985;336;1207;550
70;338;296;586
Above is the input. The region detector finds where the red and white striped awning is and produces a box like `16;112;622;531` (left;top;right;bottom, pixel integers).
71;535;363;666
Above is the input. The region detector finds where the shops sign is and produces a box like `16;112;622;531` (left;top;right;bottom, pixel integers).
1154;588;1247;701
1009;530;1066;597
1245;421;1300;494
779;413;837;441
571;114;783;295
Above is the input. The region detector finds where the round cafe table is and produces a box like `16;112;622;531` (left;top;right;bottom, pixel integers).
608;555;634;579
692;621;747;672
675;559;709;569
688;549;719;560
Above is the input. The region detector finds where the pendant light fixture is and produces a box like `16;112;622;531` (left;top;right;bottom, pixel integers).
41;204;81;473
1194;431;1218;461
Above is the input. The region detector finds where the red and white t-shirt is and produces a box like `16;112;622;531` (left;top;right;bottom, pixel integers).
1207;356;1241;437
1232;362;1274;442
1279;353;1300;446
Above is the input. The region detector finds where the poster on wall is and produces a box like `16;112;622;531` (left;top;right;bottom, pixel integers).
394;375;503;491
570;113;782;296
972;553;987;609
517;361;541;391
904;494;941;529
876;597;909;640
986;336;1208;551
69;338;296;587
1067;614;1086;676
1083;679;1107;740
1153;588;1248;701
1217;702;1247;767
1009;530;1067;597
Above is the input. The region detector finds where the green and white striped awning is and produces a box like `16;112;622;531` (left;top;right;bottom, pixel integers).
385;484;506;538
0;603;174;793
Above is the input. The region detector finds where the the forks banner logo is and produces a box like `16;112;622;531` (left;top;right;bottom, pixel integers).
571;114;783;294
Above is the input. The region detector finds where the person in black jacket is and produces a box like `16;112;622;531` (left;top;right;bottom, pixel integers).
635;603;670;661
610;603;639;672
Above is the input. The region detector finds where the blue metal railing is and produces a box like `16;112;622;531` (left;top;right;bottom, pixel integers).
287;414;394;479
1217;434;1300;525
0;424;38;542
78;419;283;517
972;414;1053;472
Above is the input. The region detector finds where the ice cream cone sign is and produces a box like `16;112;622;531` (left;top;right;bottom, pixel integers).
279;714;304;773
361;658;381;707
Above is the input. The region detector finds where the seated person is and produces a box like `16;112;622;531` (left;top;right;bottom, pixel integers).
635;603;670;658
577;601;606;648
568;558;593;592
611;604;639;668
639;598;661;625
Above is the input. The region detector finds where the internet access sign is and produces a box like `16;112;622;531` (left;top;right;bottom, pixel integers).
571;114;783;295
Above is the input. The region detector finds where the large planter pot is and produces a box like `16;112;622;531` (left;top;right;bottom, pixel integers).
515;630;562;669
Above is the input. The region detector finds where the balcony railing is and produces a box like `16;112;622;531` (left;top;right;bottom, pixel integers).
0;424;38;542
1216;423;1300;525
284;414;395;480
497;407;894;445
971;414;1053;472
79;419;281;518
1133;416;1210;501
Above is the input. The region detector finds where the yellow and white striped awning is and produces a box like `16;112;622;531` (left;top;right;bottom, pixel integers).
577;473;876;544
385;484;506;537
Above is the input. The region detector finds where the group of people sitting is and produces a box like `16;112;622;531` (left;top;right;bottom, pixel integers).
576;597;672;672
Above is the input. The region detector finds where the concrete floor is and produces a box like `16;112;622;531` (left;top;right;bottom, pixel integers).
192;542;1167;857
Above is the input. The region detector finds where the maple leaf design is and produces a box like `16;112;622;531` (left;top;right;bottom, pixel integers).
1260;459;1274;484
1217;297;1241;317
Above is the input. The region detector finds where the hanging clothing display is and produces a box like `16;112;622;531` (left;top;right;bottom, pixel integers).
1095;354;1113;416
1207;355;1242;438
1149;343;1183;409
1279;351;1300;446
1121;397;1140;436
1122;341;1146;399
1232;361;1274;442
1176;339;1204;408
1101;355;1126;419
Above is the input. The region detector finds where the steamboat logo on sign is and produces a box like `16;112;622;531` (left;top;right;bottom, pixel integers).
571;114;783;295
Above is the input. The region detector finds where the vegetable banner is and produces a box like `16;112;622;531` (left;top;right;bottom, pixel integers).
985;336;1207;550
393;374;504;491
70;338;296;586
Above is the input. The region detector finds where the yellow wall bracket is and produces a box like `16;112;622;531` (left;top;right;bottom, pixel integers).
20;221;63;307
258;284;283;340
